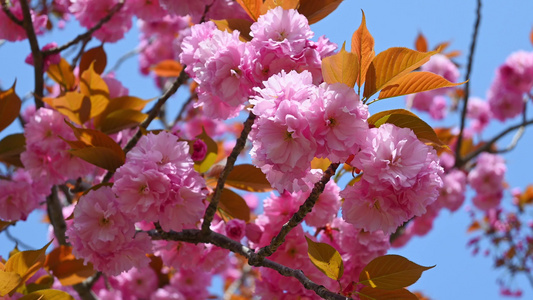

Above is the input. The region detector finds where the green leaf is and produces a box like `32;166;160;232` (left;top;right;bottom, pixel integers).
0;271;22;296
358;287;418;300
321;42;359;88
226;164;273;192
218;188;251;222
0;133;25;167
0;81;22;133
5;241;53;291
358;254;434;290
18;289;74;300
368;109;447;149
305;236;344;281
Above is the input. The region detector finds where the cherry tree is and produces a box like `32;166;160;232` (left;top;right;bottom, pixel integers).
0;0;532;299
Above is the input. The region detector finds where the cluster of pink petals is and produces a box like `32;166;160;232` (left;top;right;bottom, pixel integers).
25;42;61;72
0;0;48;41
341;124;443;234
66;186;152;276
466;97;493;133
0;170;47;221
488;51;533;121
113;131;208;232
21;108;94;191
468;152;506;210
437;169;467;212
407;54;460;120
250;70;369;192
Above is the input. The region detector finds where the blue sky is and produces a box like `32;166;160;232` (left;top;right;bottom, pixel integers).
1;1;533;299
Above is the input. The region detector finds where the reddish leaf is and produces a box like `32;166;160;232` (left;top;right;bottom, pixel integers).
150;60;183;77
415;32;428;52
235;0;263;21
79;45;107;75
358;287;418;300
0;133;25;167
212;19;253;41
218;188;251;222
321;42;358;88
0;81;22;133
45;246;95;286
100;109;147;134
261;0;300;14
298;0;343;25
46;58;76;91
351;10;374;87
378;71;465;100
225;164;273;192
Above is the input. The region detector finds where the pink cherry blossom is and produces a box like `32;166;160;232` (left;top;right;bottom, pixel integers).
0;170;46;221
0;0;48;41
487;79;524;121
25;43;61;72
467;97;492;133
438;169;467;212
498;50;533;93
225;219;246;241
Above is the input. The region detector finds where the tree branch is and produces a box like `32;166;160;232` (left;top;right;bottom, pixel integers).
1;0;23;26
148;229;350;300
42;0;124;56
454;0;482;168
201;111;257;233
255;163;340;260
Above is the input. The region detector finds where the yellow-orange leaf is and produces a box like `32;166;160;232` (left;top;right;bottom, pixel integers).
100;109;147;134
225;164;273;192
305;236;344;280
193;129;219;173
236;0;262;21
79;45;107;75
0;271;21;296
358;287;418;300
151;60;183;77
5;241;52;289
212;19;253;41
45;246;95;286
298;0;343;25
351;10;374;87
218;188;251;222
311;157;331;172
368;109;447;149
363;47;437;99
378;71;465;100
359;254;434;290
0;133;25;167
260;0;300;14
43;92;91;125
70;147;125;171
321;42;358;88
415;32;428;53
0;221;14;233
79;63;110;120
530;27;533;46
0;81;22;133
46;58;76;91
18;289;74;300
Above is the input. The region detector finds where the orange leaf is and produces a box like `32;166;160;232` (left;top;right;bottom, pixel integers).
79;45;107;75
45;246;95;286
79;63;110;120
363;47;437;99
0;133;25;167
358;287;418;300
235;0;263;21
298;0;343;25
70;147;125;172
5;241;52;291
260;0;300;14
42;92;91;125
415;32;428;53
467;221;481;232
100;109;147;134
321;42;358;88
218;188;251;222
351;10;374;87
0;81;21;133
150;60;183;77
212;19;253;41
378;71;465;100
0;271;21;296
225;164;273;192
530;27;533;46
46;58;76;91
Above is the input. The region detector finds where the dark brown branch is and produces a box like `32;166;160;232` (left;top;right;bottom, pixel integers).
70;37;92;69
148;229;350;300
42;0;124;56
255;163;340;260
18;0;44;108
1;0;23;26
46;186;67;245
201;111;257;233
454;0;482;168
101;68;190;183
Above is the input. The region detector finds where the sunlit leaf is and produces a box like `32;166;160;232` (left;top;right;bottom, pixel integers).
42;92;91;125
368;109;447;149
25;274;54;294
18;289;74;300
321;42;358;88
0;133;25;167
0;221;14;233
415;32;428;53
45;246;95;286
218;188;251;222
79;45;107;75
100;109;147;134
305;236;344;280
298;0;343;25
363;47;437;99
311;157;331;172
0;81;22;133
5;241;52;290
378;71;465;100
351;10;374;87
46;58;76;91
94;95;151;128
194;129;218;174
359;254;434;290
358;287;418;300
261;0;300;14
150;60;183;77
0;271;21;296
212;19;253;41
235;0;262;21
79;63;110;120
225;164;273;192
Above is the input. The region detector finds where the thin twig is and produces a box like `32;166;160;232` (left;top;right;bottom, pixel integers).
46;186;67;245
70;36;92;69
148;229;350;300
201;111;257;234
106;46;143;75
255;163;340;260
42;0;124;56
101;68;190;183
1;0;23;26
4;227;33;250
455;0;482;168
